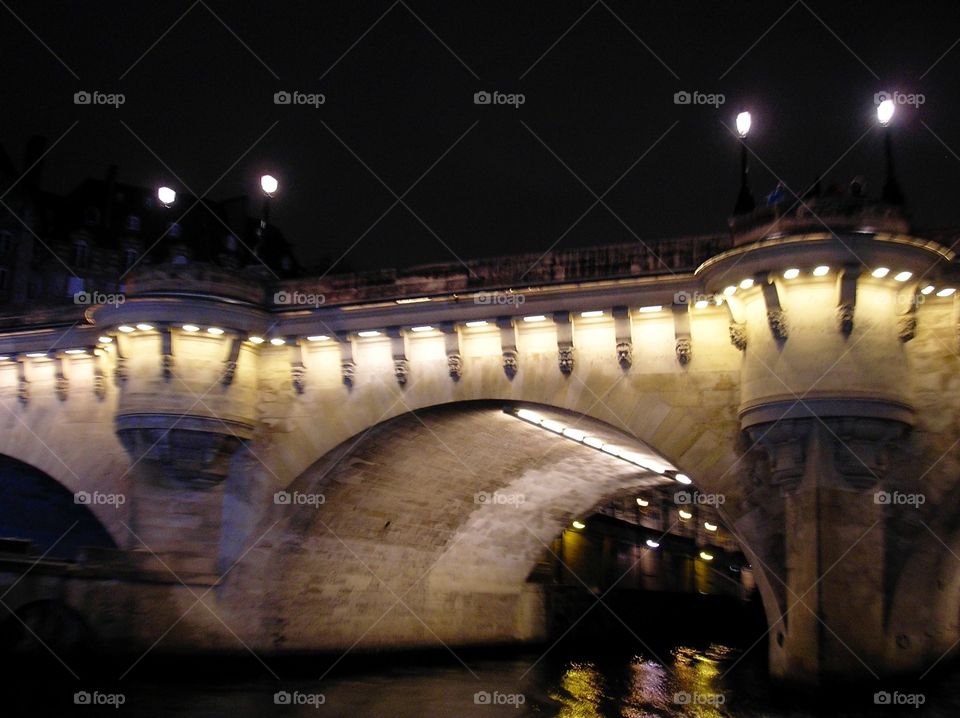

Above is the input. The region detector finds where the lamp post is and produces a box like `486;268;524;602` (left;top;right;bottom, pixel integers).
733;111;755;214
877;99;904;205
256;174;278;257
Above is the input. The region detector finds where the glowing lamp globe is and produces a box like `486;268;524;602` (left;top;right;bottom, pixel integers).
877;99;894;127
260;174;279;195
157;186;176;206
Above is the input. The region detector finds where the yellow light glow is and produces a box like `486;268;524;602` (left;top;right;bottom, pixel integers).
395;297;431;304
571;520;586;530
249;336;265;344
270;337;286;346
921;285;935;295
937;288;956;297
871;267;890;279
704;522;718;532
357;330;380;337
723;286;736;296
894;271;912;282
699;551;714;561
523;315;546;322
465;320;488;328
583;436;604;449
679;510;693;520
580;310;604;318
562;428;586;441
638;305;662;313
64;349;86;355
637;498;649;507
516;409;542;423
306;335;329;341
118;325;135;333
783;268;800;279
540;419;565;433
646;539;660;548
135;323;154;331
736;111;751;137
207;327;224;335
739;278;754;289
813;266;830;277
98;336;112;343
182;324;200;332
410;326;433;332
675;473;692;485
694;299;709;309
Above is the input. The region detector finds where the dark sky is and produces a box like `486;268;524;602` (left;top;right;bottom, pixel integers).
2;1;959;272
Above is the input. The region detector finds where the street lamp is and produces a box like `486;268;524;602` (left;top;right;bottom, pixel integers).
877;99;904;205
733;110;755;214
255;174;279;258
157;186;176;207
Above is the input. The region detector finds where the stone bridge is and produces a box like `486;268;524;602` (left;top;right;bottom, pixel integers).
1;201;960;685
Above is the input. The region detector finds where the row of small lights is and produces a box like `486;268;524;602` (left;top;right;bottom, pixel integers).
721;267;957;298
569;518;716;561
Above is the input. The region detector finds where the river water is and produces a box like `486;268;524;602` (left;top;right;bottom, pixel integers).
17;642;958;717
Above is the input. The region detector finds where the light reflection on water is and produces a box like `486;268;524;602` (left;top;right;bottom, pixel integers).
547;645;737;718
23;644;960;716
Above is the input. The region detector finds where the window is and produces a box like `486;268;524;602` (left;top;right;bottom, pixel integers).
66;276;84;297
126;215;141;232
73;239;90;268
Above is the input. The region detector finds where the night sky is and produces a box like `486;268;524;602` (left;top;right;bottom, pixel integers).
2;1;959;272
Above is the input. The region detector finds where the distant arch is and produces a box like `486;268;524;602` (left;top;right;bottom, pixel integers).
0;455;117;559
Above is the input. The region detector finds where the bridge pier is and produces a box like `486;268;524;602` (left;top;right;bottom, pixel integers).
751;419;900;684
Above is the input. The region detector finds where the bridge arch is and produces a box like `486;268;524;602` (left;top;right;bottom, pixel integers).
227;400;774;654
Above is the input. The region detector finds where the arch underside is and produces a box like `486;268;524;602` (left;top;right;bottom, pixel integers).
228;402;759;652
